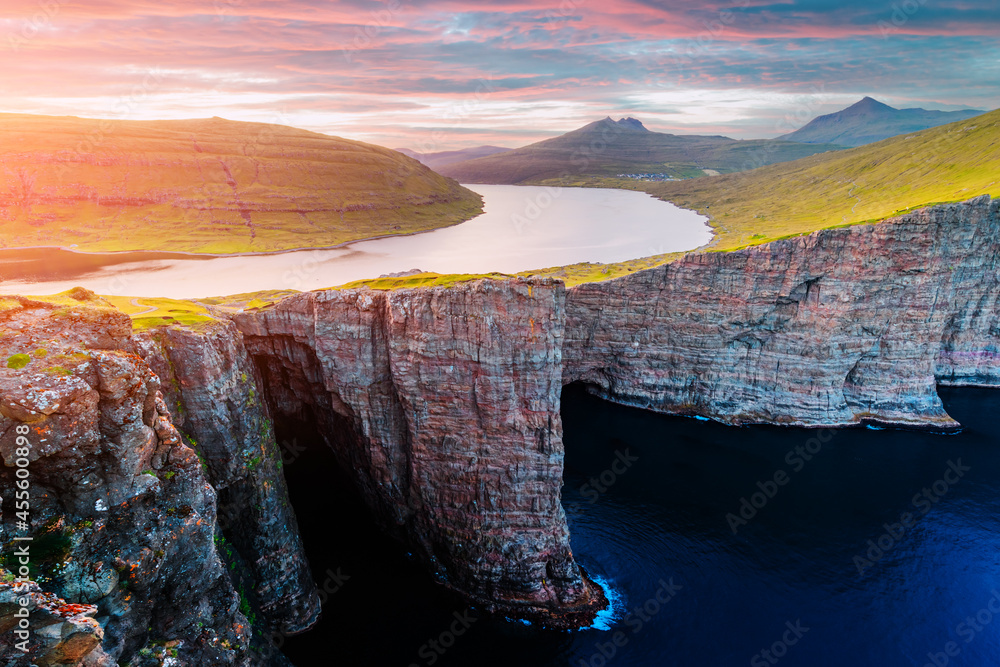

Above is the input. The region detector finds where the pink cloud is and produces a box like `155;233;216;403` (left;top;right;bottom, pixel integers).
0;0;996;149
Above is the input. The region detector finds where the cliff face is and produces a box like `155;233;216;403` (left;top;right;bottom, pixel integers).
3;196;999;660
0;294;251;666
231;280;606;628
563;195;1000;428
136;323;320;637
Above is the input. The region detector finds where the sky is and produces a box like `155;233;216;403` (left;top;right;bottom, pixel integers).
1;0;998;151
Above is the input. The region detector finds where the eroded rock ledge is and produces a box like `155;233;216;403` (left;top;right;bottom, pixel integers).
137;323;321;637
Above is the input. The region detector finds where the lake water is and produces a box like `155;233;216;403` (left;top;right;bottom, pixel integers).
280;385;1000;667
0;185;710;299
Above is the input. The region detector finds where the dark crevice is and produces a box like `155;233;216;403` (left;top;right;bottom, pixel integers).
272;412;469;667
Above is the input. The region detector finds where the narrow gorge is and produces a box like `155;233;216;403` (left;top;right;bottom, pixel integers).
1;195;998;665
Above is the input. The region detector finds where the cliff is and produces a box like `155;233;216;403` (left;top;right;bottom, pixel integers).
0;293;253;665
230;281;606;628
135;322;321;636
563;195;1000;428
2;196;999;664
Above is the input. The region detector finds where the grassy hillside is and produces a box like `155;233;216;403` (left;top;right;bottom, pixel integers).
437;117;843;184
641;107;1000;251
0;114;482;254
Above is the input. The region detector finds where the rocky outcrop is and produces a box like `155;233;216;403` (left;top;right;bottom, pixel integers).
0;293;252;666
136;323;320;636
231;280;606;628
563;195;1000;429
4;196;1000;660
0;578;111;666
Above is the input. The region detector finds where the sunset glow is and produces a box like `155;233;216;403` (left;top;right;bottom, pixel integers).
2;0;997;149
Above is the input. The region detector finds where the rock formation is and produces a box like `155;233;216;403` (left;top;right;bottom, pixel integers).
0;293;254;665
1;195;999;664
137;323;321;637
564;195;1000;429
0;579;111;666
230;281;607;629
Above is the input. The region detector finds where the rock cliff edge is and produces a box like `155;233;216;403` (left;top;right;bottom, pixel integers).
2;196;999;663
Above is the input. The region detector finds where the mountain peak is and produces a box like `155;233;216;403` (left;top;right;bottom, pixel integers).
616;117;648;131
587;116;648;132
845;97;896;115
777;97;984;147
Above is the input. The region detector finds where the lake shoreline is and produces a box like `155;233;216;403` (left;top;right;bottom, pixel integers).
0;221;476;260
0;184;716;261
0;185;712;299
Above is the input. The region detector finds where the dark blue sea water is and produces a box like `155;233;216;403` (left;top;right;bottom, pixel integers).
280;385;1000;667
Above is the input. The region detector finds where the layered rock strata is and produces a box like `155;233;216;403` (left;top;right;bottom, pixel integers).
137;323;320;637
0;293;253;665
563;195;1000;429
231;280;607;628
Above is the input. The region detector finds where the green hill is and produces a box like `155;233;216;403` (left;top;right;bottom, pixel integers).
642;108;1000;251
0;114;482;254
437;117;843;184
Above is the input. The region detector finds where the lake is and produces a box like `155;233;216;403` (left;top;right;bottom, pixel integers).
0;185;710;299
280;385;1000;667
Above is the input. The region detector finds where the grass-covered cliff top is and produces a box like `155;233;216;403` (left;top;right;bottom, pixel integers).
102;296;220;331
0;287;120;316
0;289;132;373
0;114;482;254
0;291;288;334
101;291;304;331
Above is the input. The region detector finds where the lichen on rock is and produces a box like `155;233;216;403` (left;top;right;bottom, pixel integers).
0;297;253;666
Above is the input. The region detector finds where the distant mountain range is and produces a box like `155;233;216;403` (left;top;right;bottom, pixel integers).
777;97;984;147
396;145;511;170
437;117;841;184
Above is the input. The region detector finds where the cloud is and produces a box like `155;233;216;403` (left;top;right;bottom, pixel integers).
0;0;996;148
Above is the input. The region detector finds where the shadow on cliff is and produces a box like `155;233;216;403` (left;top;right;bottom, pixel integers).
275;409;582;666
275;409;439;664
